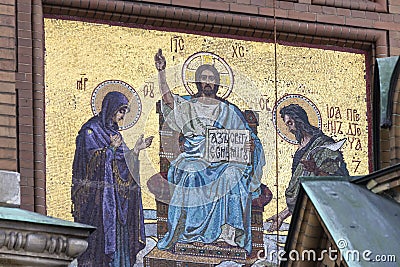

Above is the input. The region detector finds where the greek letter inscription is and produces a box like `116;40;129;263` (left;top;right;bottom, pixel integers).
143;82;154;98
76;74;88;90
352;159;361;173
259;96;271;111
232;44;246;58
325;105;365;173
171;36;185;53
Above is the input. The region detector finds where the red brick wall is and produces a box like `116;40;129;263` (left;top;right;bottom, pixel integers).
0;0;399;213
0;0;46;213
0;0;17;172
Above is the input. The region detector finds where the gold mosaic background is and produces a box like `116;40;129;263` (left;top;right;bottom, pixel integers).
44;18;369;224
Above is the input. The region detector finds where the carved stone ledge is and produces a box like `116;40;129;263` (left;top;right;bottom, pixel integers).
0;207;95;266
0;231;88;259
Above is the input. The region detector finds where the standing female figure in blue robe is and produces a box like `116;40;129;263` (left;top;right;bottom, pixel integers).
72;91;153;266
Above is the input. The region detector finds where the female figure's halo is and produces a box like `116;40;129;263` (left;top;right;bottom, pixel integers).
91;80;142;130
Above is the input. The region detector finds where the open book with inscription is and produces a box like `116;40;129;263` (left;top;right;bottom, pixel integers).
205;128;251;164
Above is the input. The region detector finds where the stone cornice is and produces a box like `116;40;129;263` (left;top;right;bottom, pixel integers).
0;230;87;259
0;208;93;266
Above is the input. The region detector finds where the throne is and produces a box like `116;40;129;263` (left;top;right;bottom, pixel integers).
144;101;272;267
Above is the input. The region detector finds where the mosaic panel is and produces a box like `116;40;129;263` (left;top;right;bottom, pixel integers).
44;18;370;265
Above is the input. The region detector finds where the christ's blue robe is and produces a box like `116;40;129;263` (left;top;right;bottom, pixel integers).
157;95;265;254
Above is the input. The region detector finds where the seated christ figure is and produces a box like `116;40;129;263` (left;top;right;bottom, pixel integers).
153;49;266;254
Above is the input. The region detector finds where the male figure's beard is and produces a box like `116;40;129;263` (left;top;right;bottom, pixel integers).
292;129;304;144
202;85;216;97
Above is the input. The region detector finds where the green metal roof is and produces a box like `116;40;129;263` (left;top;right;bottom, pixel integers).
301;177;400;267
0;206;95;230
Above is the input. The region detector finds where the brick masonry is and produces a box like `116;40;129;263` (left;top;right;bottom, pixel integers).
0;0;399;213
0;1;17;174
